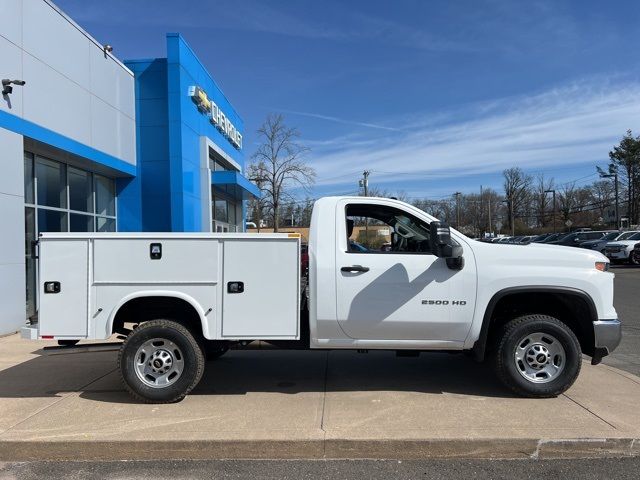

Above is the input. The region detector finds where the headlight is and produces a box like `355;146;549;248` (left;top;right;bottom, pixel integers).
595;261;609;272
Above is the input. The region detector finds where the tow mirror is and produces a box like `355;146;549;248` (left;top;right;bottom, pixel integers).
429;222;464;270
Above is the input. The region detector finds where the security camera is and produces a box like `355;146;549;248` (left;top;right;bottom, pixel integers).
103;44;113;54
2;79;26;95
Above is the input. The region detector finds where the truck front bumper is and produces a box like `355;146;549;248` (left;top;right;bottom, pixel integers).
591;319;622;365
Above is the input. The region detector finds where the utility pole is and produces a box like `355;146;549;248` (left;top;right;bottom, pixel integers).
454;192;462;229
545;189;556;233
600;172;619;229
360;170;370;197
480;185;483;237
488;195;492;235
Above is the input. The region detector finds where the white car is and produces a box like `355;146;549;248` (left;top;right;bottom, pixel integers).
604;231;640;265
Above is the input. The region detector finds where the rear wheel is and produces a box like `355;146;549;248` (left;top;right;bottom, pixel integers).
118;319;205;403
495;314;581;398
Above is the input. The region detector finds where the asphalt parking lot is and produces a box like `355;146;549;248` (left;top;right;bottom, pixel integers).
604;266;640;376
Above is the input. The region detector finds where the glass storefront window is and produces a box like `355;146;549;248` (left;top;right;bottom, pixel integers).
70;213;95;232
25;207;36;319
24;153;34;204
36;156;66;208
96;217;116;232
214;200;228;223
95;175;115;216
37;209;67;232
69;167;93;213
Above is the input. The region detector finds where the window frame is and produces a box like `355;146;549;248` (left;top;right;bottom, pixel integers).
343;202;435;256
25;152;118;234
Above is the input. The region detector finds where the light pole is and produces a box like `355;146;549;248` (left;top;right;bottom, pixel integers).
454;192;461;229
544;189;556;233
599;172;619;229
501;199;514;236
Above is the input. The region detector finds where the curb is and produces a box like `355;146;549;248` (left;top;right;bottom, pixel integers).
0;438;638;461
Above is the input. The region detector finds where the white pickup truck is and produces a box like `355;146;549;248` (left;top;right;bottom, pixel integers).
23;196;622;403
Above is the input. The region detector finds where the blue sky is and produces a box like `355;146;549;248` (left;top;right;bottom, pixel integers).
56;0;640;201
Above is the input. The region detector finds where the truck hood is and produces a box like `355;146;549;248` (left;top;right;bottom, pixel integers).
471;240;607;268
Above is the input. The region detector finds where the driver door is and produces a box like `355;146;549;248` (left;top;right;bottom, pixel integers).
335;199;475;342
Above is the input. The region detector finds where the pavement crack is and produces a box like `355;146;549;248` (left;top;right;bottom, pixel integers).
562;393;618;430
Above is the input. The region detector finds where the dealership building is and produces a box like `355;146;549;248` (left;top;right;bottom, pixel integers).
0;0;258;335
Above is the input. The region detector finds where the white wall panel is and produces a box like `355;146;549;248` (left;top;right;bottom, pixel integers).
90;95;119;158
0;193;25;266
22;52;92;146
0;36;24;117
118;113;136;164
0;128;24;197
0;263;26;335
0;0;23;47
22;0;91;90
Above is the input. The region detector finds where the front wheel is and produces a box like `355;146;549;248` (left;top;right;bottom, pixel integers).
495;314;581;398
118;319;205;403
629;250;640;266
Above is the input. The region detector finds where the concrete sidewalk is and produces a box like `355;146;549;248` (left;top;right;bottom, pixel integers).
0;333;638;460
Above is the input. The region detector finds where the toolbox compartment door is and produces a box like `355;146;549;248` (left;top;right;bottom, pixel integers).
221;238;299;339
38;239;89;337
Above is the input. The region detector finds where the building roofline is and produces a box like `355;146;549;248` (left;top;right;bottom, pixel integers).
43;0;134;76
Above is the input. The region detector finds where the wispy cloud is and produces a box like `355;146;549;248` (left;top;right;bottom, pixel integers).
308;78;640;190
280;109;401;132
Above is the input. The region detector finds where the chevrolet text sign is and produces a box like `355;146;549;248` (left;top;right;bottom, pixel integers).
188;86;243;150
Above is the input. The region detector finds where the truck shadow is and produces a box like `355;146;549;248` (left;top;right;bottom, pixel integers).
0;348;518;402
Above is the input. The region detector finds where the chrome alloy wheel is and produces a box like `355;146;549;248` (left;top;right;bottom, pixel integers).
514;332;566;384
134;338;185;388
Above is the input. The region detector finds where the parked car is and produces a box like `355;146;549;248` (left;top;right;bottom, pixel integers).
604;232;640;265
579;231;630;255
532;233;552;243
541;233;564;243
548;230;614;247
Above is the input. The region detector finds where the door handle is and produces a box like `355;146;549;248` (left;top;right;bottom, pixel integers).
341;265;370;273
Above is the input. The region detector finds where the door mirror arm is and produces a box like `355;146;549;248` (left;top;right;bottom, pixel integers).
429;222;464;270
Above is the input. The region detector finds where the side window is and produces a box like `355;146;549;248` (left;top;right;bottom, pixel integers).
345;203;432;254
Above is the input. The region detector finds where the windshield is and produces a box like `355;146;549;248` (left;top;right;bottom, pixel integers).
601;232;619;241
618;231;639;240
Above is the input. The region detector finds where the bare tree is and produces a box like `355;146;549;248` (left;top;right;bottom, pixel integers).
534;174;554;228
558;182;577;226
590;180;614;220
503;167;532;234
248;114;315;231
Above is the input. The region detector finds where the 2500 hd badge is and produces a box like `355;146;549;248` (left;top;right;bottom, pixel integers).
421;300;467;305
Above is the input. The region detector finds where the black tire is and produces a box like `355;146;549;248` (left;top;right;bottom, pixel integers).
629;251;640;266
203;341;229;361
118;319;205;404
495;314;581;398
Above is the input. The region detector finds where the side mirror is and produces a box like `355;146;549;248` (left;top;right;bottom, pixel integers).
429;222;464;270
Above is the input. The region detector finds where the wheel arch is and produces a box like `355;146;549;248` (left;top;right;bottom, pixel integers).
107;291;209;339
472;286;598;361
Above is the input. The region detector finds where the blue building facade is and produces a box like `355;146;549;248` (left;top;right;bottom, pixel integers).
124;33;258;233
